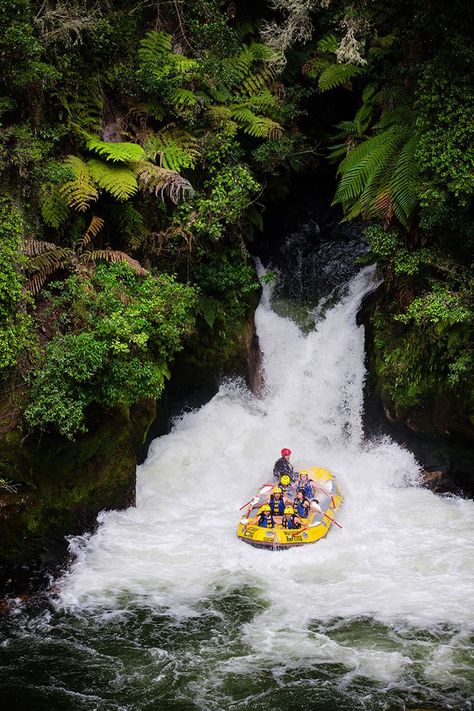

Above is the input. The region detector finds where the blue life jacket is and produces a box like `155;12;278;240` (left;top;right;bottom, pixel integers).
294;498;308;517
287;515;300;529
259;513;274;528
269;495;285;515
297;479;314;499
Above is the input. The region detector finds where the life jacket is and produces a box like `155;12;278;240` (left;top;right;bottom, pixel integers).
288;515;300;529
297;481;314;499
258;513;274;528
269;495;285;515
294;498;309;518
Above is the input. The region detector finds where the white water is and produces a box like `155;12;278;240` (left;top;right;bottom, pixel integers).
58;267;474;689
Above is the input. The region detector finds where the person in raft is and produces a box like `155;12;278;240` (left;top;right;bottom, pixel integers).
268;486;286;518
296;470;314;499
282;506;305;530
246;504;274;529
279;474;294;500
293;489;311;518
273;448;297;482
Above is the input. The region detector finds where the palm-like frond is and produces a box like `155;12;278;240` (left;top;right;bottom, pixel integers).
80;249;148;275
23;239;74;294
86;137;145;163
333;124;420;228
134;161;193;204
87;159;138;201
144;128;200;172
76;215;105;251
40;185;69;227
317;62;364;92
60;156;99;212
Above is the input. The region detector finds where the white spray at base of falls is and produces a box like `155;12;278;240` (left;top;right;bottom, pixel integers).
58;267;474;688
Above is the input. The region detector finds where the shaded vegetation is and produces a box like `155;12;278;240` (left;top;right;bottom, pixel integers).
0;0;473;444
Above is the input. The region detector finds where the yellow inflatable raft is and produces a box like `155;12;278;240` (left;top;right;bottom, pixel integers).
236;466;343;549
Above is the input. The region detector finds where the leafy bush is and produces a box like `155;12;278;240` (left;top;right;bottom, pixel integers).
25;263;197;438
0;198;36;376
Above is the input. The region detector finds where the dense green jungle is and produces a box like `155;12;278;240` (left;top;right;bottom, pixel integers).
0;0;473;571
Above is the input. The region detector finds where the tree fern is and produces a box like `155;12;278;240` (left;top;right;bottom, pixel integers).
169;87;198;108
134;161;193;204
40;185;69;227
60;156;99;212
139;30;197;77
76;215;105;251
317;62;364;92
333;125;420;228
87;159;138;201
86;137;145;163
144;128;200;172
80;249;148;275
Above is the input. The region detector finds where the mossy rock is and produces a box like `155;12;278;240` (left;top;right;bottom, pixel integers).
0;400;155;568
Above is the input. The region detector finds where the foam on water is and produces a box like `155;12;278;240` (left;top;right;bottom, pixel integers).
57;266;474;691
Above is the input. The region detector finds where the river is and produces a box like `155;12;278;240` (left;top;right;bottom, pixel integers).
1;243;473;710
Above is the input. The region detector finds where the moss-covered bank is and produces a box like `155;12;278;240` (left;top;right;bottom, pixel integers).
0;394;156;574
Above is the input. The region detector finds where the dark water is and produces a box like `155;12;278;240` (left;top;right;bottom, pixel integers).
1;590;472;710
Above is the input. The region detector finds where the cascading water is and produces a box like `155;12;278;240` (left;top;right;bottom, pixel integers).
1;261;473;711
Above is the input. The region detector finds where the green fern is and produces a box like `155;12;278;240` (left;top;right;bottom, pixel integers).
317;63;364;92
169;87;198;108
144;128;200;172
40;185;69;227
60;156;99;212
86;137;146;163
333;124;420;228
87;159;138;201
230;105;282;138
139;30;197;77
317;34;339;53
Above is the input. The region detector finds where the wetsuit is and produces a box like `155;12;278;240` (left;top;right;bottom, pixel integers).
273;457;297;482
269;495;285;516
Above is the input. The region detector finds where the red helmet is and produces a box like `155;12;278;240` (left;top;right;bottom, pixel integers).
281;448;291;456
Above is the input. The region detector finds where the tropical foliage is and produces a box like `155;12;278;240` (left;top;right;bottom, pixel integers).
0;0;472;441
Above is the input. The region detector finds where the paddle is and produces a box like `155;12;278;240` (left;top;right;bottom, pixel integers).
312;480;336;508
239;484;274;510
310;500;342;529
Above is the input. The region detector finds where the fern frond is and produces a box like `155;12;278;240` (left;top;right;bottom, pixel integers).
40;185;69;228
317;34;339;53
24;241;73;293
334;124;419;228
60;156;99;212
80;249;148;275
318;63;364;92
169;87;198;108
87;159;138;201
134;161;193;204
230;106;282;138
76;215;105;251
139;30;172;63
389;132;420;227
86;137;145;163
239;91;278;112
144;128;200;172
22;237;59;257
